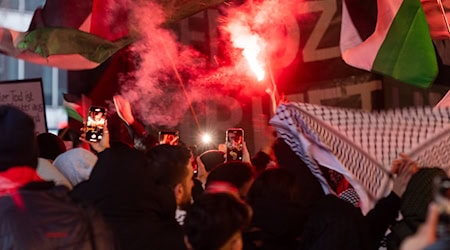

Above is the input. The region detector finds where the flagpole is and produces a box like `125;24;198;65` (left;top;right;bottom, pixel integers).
267;61;279;115
263;52;280;116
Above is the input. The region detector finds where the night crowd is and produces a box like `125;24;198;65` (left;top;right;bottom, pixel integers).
0;97;449;250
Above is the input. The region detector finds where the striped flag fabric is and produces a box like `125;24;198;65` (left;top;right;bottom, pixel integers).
270;102;450;213
340;0;438;88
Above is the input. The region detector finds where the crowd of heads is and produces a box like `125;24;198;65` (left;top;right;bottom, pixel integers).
0;104;449;250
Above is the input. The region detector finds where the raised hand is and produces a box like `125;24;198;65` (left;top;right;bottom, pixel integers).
113;95;135;125
391;153;418;197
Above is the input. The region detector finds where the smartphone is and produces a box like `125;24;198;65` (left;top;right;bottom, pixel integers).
159;131;179;145
85;106;107;142
226;128;244;162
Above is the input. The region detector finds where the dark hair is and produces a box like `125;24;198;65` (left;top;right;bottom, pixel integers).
37;132;67;161
251;151;272;173
199;150;225;172
58;127;82;148
272;138;325;198
0;105;38;170
206;162;255;191
146;144;191;188
184;193;251;250
247;168;301;206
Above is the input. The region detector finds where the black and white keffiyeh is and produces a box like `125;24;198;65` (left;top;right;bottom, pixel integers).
270;102;450;213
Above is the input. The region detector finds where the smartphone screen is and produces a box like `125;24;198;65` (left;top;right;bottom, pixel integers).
226;128;244;162
159;131;179;145
85;106;107;142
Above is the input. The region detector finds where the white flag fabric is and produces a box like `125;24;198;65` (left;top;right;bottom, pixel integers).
270;102;450;213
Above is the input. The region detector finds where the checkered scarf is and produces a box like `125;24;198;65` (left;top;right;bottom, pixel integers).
270;102;450;213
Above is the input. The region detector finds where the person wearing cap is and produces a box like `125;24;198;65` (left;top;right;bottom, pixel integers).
0;105;114;249
190;150;226;202
196;150;226;187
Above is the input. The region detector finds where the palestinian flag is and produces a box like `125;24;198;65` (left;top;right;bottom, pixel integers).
340;0;438;88
0;0;132;70
62;94;92;123
0;0;226;70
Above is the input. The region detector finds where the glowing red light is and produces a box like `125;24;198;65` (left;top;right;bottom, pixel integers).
225;16;266;82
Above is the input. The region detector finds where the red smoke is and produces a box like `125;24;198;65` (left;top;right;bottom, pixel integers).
118;0;297;127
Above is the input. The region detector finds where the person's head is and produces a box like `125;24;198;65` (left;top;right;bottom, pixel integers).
53;148;98;186
184;193;251;250
247;168;301;206
197;150;225;183
0;105;38;171
206;162;255;200
146;144;194;207
37;132;67;161
272;138;308;171
58;127;84;150
251;151;276;175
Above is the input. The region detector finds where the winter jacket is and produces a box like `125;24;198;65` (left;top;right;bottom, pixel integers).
71;143;186;250
0;181;115;250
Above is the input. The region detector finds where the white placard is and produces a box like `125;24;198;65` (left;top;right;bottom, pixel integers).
0;79;47;133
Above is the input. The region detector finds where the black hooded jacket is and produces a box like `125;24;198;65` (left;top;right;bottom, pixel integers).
71;143;186;250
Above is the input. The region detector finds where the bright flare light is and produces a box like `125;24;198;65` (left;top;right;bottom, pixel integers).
225;19;266;82
201;133;212;144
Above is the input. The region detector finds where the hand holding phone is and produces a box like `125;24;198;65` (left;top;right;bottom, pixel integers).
85;106;107;142
226;128;244;162
159;131;179;145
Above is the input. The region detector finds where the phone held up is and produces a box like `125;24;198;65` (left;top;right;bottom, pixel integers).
159;130;179;145
85;106;107;142
226;128;244;162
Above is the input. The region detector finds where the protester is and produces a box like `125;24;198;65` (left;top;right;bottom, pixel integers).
385;167;448;249
71;121;176;250
206;161;256;200
36;157;73;189
192;149;225;201
196;150;225;186
298;152;418;250
0;105;114;249
299;194;374;250
245;168;307;250
146;144;195;246
35;132;72;188
272;138;325;218
37;132;67;161
53;147;98;187
184;192;252;250
251;151;276;175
